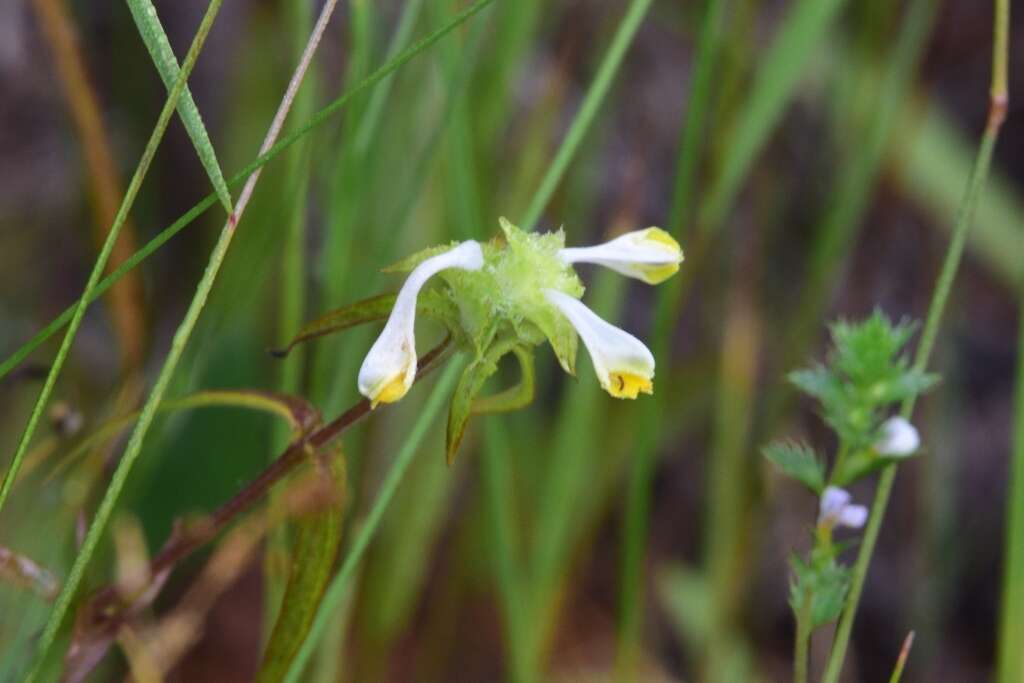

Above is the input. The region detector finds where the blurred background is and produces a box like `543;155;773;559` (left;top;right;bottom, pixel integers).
0;0;1021;681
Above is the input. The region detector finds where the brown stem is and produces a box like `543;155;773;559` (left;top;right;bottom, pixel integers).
80;337;452;630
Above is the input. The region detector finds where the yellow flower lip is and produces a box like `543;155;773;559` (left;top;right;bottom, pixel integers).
543;289;656;400
605;372;654;399
558;226;683;285
358;241;484;405
368;371;413;408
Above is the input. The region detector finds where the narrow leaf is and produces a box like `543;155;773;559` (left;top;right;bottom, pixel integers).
270;290;459;358
125;0;234;212
472;346;535;415
257;454;346;683
446;352;503;465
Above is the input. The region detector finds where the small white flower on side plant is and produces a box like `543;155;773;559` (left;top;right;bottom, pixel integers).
875;416;920;457
558;227;684;285
818;486;868;530
543;289;655;399
358;241;484;407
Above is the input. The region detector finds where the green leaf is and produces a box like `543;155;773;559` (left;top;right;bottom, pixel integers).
256;454;346;683
763;441;825;493
446;348;506;465
472;346;535;415
789;555;851;628
788;364;838;400
270;289;460;358
829;311;916;383
126;0;234;213
446;338;527;464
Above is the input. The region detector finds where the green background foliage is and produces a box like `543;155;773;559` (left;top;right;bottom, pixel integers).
0;0;1018;681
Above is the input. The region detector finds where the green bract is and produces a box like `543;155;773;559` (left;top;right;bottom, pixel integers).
389;218;585;371
278;217;683;464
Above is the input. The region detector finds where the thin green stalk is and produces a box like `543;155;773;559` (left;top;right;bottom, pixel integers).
352;0;425;158
997;258;1024;682
616;0;728;670
520;0;653;230
483;421;532;683
794;592;812;683
25;1;339;677
265;0;318;638
125;0;233;212
275;0;316;434
0;0;226;520
888;632;915;683
667;0;728;233
703;291;759;682
822;1;1010;678
0;0;497;384
282;359;464;683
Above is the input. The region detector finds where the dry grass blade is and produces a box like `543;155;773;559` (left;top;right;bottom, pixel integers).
0;546;59;602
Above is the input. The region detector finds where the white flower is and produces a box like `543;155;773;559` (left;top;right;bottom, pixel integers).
358;241;484;406
875;416;920;457
543;289;655;399
558;227;684;285
818;486;868;530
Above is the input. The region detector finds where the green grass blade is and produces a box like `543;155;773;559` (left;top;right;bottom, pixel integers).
998;295;1024;682
257;455;346;683
352;0;425;158
23;1;337;676
0;0;497;385
698;0;847;232
617;0;729;669
281;359;464;683
0;0;226;521
125;0;234;213
520;0;654;230
482;421;531;683
666;0;728;233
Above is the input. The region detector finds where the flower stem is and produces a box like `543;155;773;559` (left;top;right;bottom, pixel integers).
822;1;1010;679
795;590;813;683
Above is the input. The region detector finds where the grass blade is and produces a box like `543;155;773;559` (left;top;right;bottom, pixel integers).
24;1;338;676
698;0;848;232
125;0;234;213
257;455;346;683
998;293;1024;682
281;359;464;683
617;0;728;669
0;0;226;522
0;0;498;385
520;0;654;230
